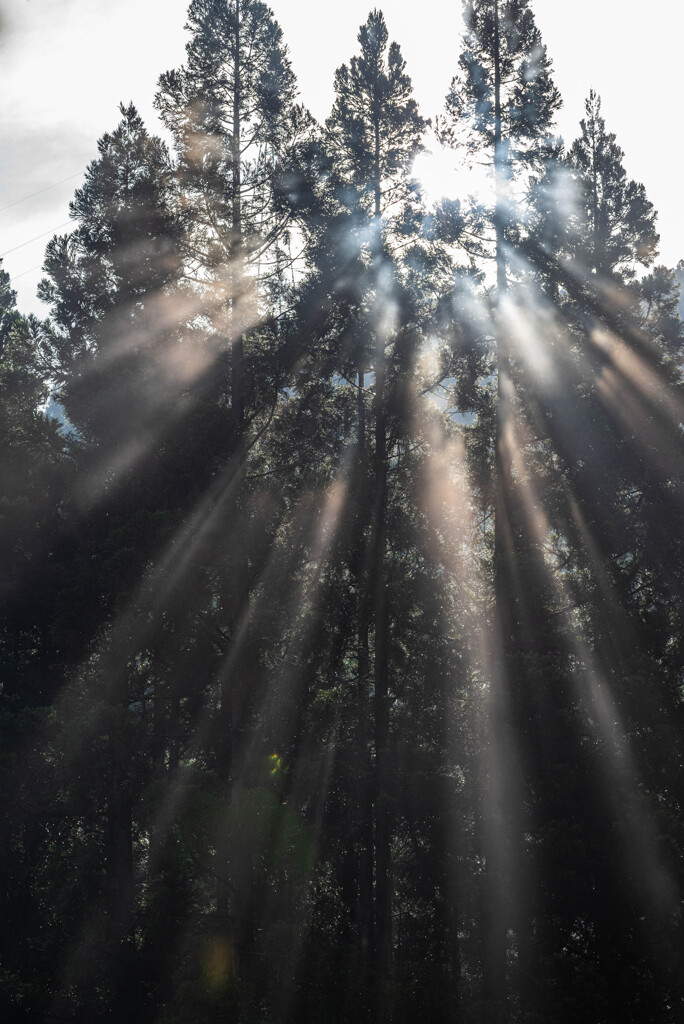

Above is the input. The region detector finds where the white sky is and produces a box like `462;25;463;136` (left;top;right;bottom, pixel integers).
1;0;681;314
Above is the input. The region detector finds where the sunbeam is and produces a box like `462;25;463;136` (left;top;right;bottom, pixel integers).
3;3;684;1022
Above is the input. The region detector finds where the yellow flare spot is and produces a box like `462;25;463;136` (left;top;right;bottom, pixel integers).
203;935;236;992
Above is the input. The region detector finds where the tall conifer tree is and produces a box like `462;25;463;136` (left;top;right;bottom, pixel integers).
440;4;561;1016
326;12;426;995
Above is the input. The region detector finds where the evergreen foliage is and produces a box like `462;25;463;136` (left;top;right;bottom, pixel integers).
1;3;683;1023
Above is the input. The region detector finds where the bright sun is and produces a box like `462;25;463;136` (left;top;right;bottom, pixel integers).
412;133;493;207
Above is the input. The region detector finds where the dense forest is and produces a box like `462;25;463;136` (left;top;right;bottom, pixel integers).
2;1;684;1021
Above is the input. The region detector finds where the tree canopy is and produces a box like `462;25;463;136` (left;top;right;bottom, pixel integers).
2;4;683;1024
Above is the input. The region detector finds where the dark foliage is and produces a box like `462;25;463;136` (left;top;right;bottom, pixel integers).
1;3;683;1023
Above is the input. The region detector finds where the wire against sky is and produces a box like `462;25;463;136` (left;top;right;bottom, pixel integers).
0;221;72;259
0;172;83;215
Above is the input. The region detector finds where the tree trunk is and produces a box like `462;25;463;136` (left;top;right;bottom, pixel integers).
373;352;391;991
356;366;375;964
371;111;392;1009
217;0;247;946
485;3;511;1020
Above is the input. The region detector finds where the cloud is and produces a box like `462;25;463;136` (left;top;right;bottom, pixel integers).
0;122;94;213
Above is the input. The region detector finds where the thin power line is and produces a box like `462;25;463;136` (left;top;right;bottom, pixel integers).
0;172;82;214
0;221;72;259
9;264;43;283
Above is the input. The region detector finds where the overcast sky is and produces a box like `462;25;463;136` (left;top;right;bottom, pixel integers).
1;0;681;314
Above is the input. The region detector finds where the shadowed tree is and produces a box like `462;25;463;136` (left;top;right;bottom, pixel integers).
298;12;475;1020
0;266;76;1024
34;104;219;1022
155;0;316;458
324;10;427;1006
439;3;561;1017
568;90;658;280
521;95;684;1021
155;2;323;990
3;4;684;1024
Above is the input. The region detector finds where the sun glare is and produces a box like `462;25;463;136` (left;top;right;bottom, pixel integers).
413;135;493;206
5;3;683;1021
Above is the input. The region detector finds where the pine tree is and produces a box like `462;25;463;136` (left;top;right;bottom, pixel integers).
154;9;324;992
155;0;316;452
327;13;426;1002
568;90;658;280
440;4;561;1016
326;10;425;224
34;104;223;1021
40;103;184;452
322;12;427;1003
295;14;475;1019
528;96;684;1019
478;77;684;1019
5;5;684;1022
155;0;314;762
0;267;76;1022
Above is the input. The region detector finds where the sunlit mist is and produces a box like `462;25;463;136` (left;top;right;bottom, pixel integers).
2;3;683;1024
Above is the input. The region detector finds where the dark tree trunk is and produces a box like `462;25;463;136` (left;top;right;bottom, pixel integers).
486;3;512;1019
